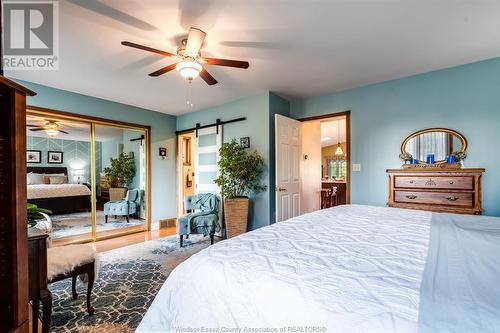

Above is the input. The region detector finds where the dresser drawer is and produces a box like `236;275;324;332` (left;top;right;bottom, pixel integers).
394;176;473;190
394;190;473;207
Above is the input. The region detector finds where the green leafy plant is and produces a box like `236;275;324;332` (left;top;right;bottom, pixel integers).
104;153;136;187
214;139;267;199
27;203;51;228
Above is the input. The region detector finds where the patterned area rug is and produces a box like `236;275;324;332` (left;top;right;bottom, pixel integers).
49;234;213;332
51;211;144;239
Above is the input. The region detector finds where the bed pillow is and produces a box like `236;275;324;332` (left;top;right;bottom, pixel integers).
48;175;68;184
27;172;45;185
43;173;65;184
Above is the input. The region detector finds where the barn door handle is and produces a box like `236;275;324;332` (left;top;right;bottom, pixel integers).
446;196;459;201
406;195;418;199
277;187;287;192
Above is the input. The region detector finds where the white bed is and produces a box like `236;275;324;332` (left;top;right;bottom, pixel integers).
27;183;91;199
137;205;432;333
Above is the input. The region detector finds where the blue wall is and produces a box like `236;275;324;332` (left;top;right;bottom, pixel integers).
16;79;178;224
177;93;272;229
27;136;104;184
290;57;500;216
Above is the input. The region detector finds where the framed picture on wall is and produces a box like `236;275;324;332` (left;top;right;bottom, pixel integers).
240;137;250;149
27;150;41;163
47;151;64;164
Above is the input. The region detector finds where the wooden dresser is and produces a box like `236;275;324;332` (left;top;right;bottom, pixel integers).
387;168;485;215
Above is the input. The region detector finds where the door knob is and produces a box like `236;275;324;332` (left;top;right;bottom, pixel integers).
277;187;287;192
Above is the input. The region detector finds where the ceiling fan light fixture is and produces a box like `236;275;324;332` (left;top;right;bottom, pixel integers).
176;61;202;81
45;129;59;136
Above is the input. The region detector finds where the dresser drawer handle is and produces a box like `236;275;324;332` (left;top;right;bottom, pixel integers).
409;180;415;184
406;195;418;200
449;181;454;184
446;196;459;202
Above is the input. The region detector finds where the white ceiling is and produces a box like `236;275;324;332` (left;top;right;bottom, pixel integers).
321;118;346;147
8;0;500;115
27;114;128;141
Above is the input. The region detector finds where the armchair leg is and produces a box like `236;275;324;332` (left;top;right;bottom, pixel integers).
126;215;129;223
179;234;184;248
186;234;189;239
210;233;214;245
105;215;108;223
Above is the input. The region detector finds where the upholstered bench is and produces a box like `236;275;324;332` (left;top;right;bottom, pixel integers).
47;244;97;315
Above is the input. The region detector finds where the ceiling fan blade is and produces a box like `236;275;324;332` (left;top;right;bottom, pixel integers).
121;41;176;57
30;128;45;131
59;130;69;134
27;124;38;127
199;67;218;85
203;57;249;69
185;27;206;57
149;63;178;77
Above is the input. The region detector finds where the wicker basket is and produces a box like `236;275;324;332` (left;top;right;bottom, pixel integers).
109;187;128;201
224;198;249;238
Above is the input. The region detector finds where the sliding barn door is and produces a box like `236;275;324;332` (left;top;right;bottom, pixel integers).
275;114;302;222
195;126;223;235
195;126;222;195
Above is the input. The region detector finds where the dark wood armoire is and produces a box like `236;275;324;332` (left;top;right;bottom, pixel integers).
0;76;36;333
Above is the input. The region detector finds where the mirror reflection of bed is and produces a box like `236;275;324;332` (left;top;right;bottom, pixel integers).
26;113;148;246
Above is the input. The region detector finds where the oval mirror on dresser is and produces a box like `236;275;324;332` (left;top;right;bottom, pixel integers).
401;128;467;165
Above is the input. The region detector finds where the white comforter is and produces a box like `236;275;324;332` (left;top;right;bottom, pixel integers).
27;184;91;199
137;205;431;333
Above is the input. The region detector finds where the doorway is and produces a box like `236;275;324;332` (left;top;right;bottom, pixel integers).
177;126;223;216
275;112;350;222
177;131;196;216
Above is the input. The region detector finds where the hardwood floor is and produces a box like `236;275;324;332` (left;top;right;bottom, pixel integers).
52;227;177;253
92;227;177;253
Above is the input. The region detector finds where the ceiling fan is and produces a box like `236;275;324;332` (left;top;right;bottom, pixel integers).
27;120;68;136
121;27;249;85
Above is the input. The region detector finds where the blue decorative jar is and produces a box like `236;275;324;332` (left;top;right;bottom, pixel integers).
446;155;456;164
410;158;419;165
426;154;435;164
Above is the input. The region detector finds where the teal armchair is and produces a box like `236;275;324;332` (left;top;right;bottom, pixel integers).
177;193;220;247
104;188;141;223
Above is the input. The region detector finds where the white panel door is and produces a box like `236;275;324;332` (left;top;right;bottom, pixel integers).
195;126;222;195
275;114;302;222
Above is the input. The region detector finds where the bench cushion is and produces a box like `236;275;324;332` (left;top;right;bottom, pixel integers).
47;244;96;281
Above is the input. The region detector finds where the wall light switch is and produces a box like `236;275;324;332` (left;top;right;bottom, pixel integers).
352;164;361;172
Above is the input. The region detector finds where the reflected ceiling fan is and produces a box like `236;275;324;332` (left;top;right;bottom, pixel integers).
27;120;68;136
122;27;249;85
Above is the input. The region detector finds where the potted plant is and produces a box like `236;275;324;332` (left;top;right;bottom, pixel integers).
27;203;51;227
214;139;266;238
104;153;136;201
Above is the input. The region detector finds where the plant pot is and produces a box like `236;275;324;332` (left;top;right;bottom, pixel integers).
109;187;128;201
224;197;249;238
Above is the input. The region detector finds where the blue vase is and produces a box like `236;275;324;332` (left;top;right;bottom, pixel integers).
446;155;456;164
410;158;418;165
426;154;435;164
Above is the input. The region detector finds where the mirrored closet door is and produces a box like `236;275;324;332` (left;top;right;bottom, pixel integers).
27;108;150;246
95;124;148;238
26;113;94;245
